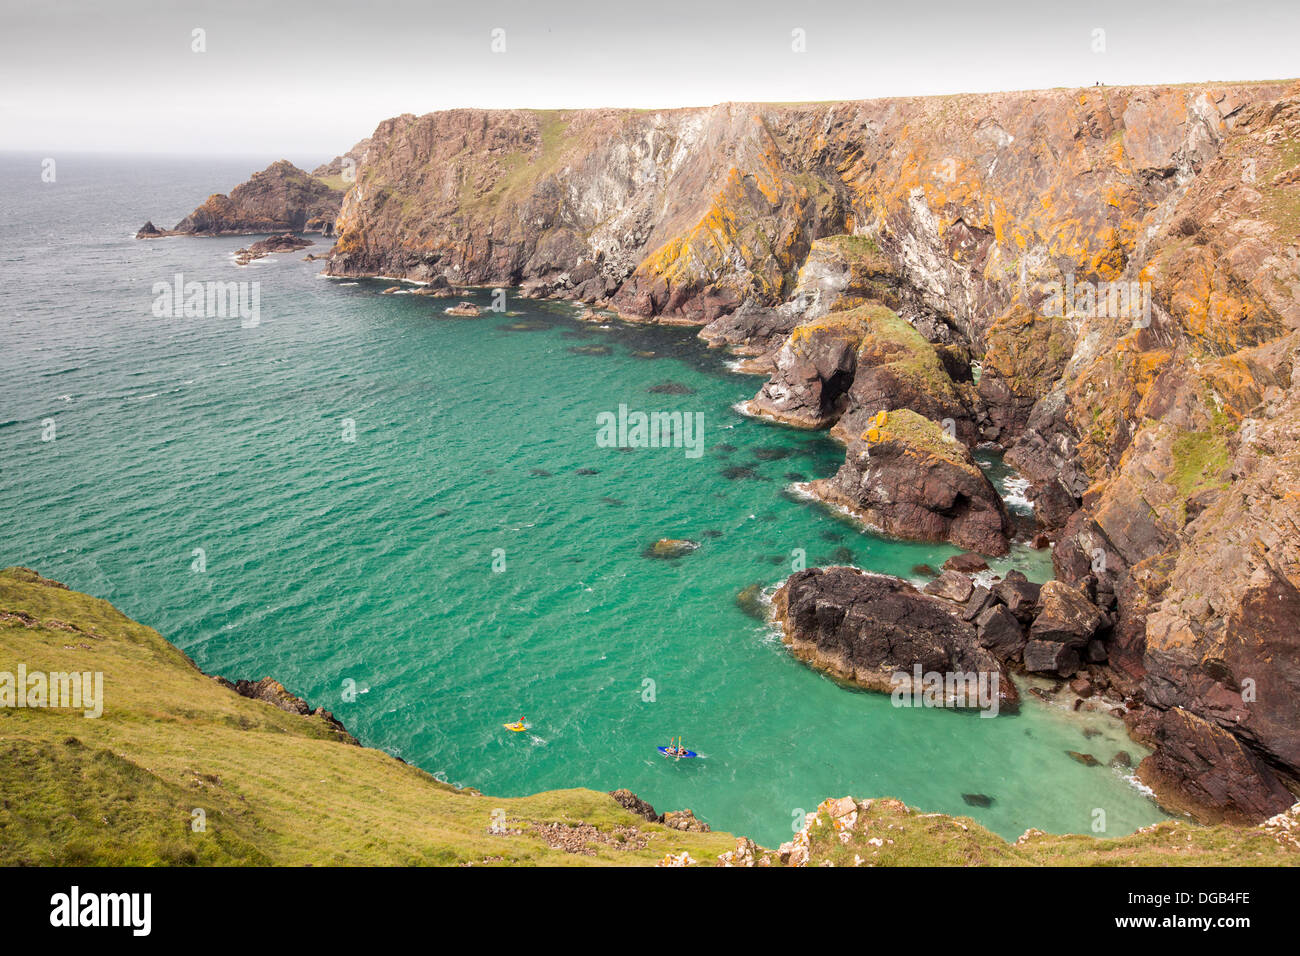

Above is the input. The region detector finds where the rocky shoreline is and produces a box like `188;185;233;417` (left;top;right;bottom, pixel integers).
142;79;1300;826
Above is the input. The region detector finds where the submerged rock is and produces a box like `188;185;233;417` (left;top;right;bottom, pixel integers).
735;583;768;620
648;382;695;395
943;553;990;573
962;793;995;808
643;538;699;559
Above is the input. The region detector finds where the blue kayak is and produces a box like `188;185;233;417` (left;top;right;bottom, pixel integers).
657;746;698;758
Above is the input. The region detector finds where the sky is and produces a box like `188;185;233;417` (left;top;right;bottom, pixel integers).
2;0;1297;156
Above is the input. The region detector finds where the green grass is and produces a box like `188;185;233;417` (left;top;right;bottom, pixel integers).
3;567;1295;867
460;110;578;213
0;567;734;866
1169;429;1231;501
815;233;891;273
869;408;967;463
1261;137;1300;234
312;173;351;193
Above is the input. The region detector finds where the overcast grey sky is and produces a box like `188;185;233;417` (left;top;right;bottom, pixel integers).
3;0;1297;155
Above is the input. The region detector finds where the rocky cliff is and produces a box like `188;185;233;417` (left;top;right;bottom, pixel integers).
137;159;345;238
173;80;1300;824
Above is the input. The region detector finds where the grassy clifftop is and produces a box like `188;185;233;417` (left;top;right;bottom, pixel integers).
0;567;734;866
2;566;1296;867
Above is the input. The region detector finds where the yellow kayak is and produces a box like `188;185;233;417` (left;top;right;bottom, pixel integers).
504;722;528;732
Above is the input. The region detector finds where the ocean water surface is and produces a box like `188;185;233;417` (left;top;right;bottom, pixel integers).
0;153;1167;847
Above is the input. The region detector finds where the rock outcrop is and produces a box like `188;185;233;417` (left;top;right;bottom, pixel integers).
137;160;345;238
1132;707;1296;824
773;566;1019;712
233;232;314;265
743;303;976;441
743;309;870;428
213;675;357;743
806;409;1011;555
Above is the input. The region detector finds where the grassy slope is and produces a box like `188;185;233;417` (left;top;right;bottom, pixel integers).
0;568;734;866
2;567;1295;866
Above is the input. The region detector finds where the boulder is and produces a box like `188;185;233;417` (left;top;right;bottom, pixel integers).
643;538;699;559
960;585;996;622
975;604;1027;660
943;553;990;573
1029;580;1104;647
923;569;974;603
993;570;1041;622
1023;639;1081;677
1069;677;1095;698
410;275;453;294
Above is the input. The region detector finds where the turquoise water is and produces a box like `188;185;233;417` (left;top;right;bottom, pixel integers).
0;154;1167;846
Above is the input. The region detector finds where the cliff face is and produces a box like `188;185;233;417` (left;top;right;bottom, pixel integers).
236;81;1300;822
